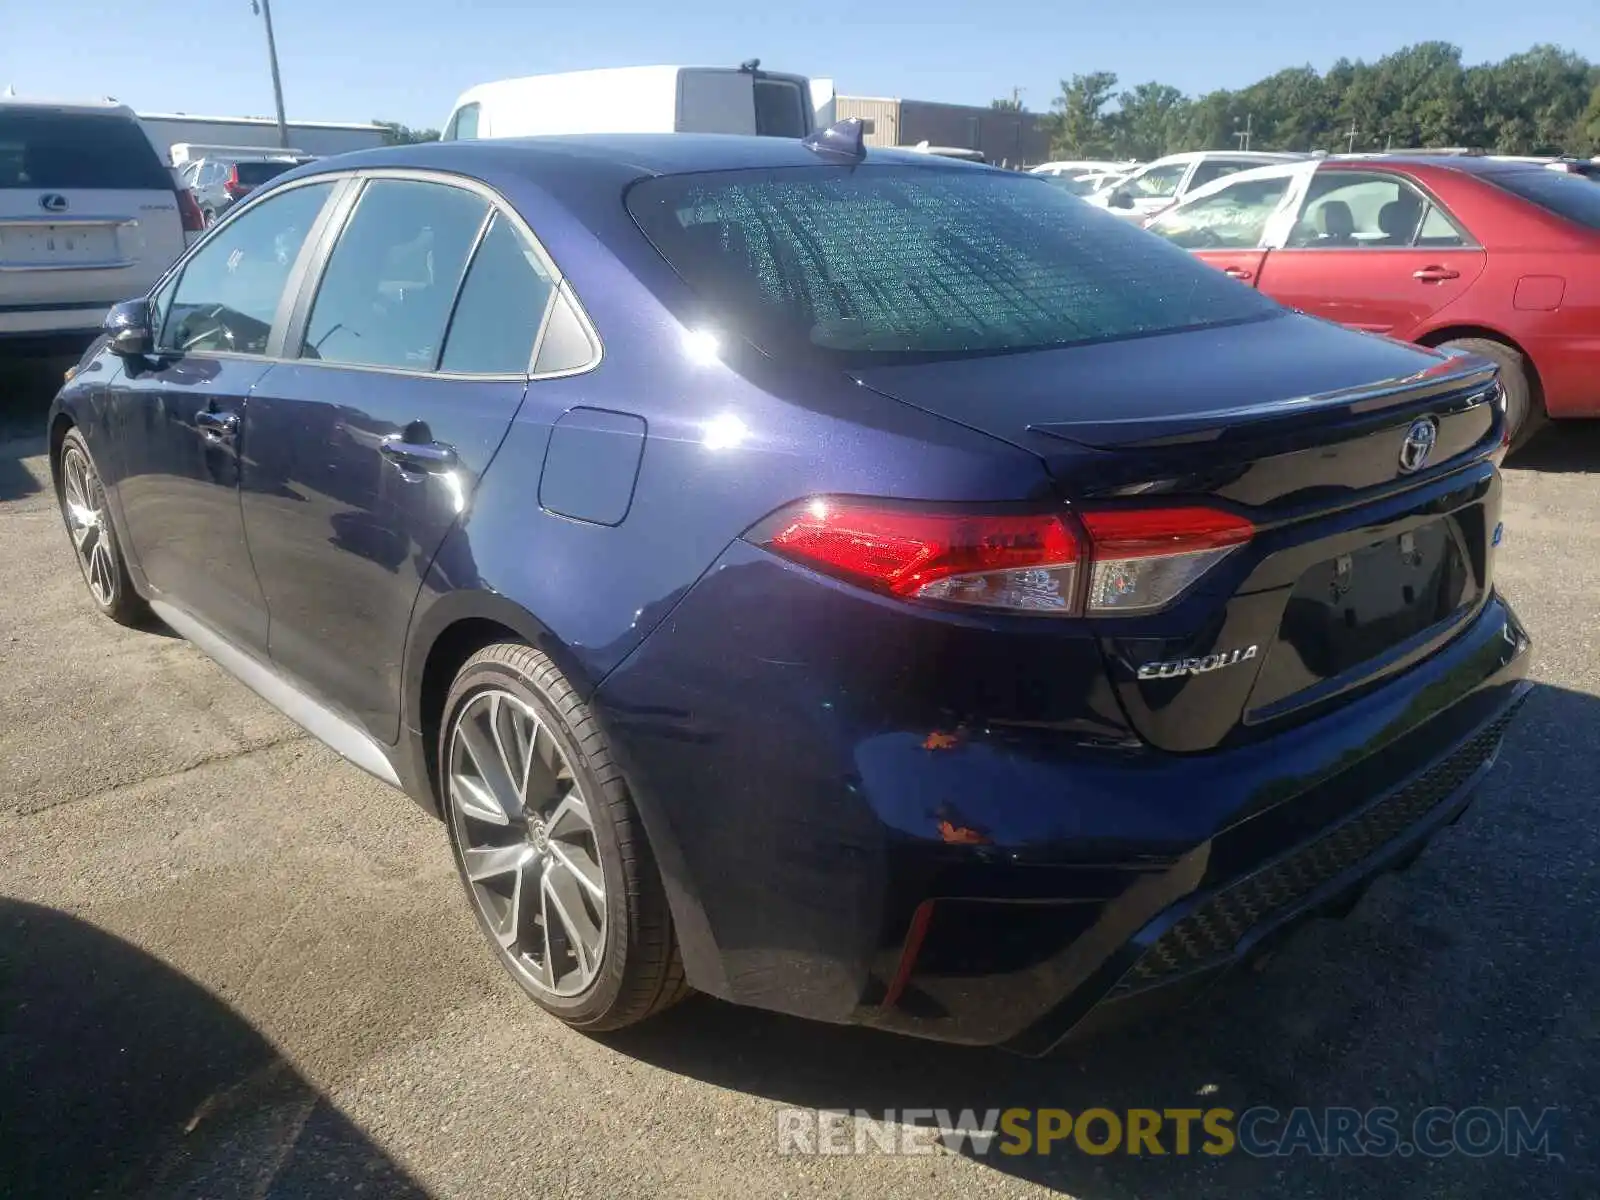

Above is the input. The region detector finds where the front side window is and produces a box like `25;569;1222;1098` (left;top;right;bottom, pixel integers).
628;164;1281;364
1123;163;1186;199
301;179;489;370
160;181;334;355
1148;175;1293;250
439;213;557;374
1286;172;1447;248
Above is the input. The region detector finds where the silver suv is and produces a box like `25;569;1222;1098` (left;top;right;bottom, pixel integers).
1;99;193;350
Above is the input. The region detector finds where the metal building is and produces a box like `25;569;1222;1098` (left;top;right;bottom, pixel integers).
836;96;1051;167
137;113;390;164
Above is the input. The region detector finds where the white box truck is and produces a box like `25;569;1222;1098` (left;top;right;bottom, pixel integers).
441;63;835;141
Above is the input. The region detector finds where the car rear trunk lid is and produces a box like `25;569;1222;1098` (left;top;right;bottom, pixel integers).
849;314;1505;752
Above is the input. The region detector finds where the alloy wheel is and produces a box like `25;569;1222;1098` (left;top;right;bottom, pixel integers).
61;445;117;608
446;688;608;997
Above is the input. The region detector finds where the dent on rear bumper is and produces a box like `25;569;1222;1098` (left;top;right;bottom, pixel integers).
595;553;1531;1049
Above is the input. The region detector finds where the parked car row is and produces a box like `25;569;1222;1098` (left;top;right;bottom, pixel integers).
175;153;313;226
1139;154;1600;444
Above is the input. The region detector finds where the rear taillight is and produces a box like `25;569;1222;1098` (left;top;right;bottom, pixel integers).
1079;507;1254;614
176;188;205;233
750;499;1082;613
749;498;1254;616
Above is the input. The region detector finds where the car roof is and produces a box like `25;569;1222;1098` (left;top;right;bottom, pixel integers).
289;133;997;190
1145;150;1304;166
0;96;139;118
1322;154;1560;178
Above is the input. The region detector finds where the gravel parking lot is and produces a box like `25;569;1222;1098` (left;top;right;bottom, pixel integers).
2;360;1598;1199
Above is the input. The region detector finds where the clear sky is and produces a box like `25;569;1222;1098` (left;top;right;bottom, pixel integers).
4;1;1597;130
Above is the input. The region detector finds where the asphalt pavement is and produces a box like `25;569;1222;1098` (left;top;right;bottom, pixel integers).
2;365;1597;1199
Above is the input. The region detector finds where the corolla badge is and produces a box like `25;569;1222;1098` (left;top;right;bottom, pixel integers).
38;193;68;214
1398;417;1439;473
1137;645;1259;680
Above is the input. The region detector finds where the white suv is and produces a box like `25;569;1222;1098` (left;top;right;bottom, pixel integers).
1;99;195;351
1086;150;1307;222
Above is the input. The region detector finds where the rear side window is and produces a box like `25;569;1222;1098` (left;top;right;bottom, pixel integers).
234;160;296;186
0;109;171;191
1486;169;1600;231
1187;160;1247;190
439;213;556;374
1285;172;1453;248
302;179;488;370
628;165;1279;363
445;103;481;141
753;78;808;137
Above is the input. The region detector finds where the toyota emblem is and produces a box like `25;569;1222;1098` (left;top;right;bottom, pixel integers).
1399;417;1439;473
39;193;68;214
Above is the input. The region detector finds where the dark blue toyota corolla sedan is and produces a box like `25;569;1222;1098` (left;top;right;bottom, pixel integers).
49;129;1530;1053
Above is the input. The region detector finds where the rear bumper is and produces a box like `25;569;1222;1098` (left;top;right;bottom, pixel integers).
596;571;1531;1051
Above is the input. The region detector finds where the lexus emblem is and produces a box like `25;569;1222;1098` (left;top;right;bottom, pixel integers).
38;193;68;214
1399;417;1439;473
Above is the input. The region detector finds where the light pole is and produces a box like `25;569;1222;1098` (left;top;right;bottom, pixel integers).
1233;113;1253;152
251;0;290;149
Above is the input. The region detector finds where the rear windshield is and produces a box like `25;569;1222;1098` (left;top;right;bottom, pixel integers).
1486;168;1600;230
627;164;1280;364
753;78;808;138
234;160;297;186
0;109;171;190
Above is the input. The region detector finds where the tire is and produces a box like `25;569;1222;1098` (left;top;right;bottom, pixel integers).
201;207;216;228
1438;337;1545;454
439;641;689;1031
56;429;148;626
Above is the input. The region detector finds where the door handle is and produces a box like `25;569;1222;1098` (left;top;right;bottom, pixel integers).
380;434;457;472
1223;266;1253;281
1412;266;1460;282
194;409;240;437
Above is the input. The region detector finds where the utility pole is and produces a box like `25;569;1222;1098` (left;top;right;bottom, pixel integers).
1234;113;1252;152
1345;120;1360;153
252;0;290;149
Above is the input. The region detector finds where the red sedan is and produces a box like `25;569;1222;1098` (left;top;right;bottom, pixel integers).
1143;155;1600;447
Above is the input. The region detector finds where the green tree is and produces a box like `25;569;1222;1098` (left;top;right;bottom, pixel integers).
990;96;1023;111
1045;72;1118;157
1044;41;1596;157
1109;82;1188;159
374;120;441;145
1576;82;1600;154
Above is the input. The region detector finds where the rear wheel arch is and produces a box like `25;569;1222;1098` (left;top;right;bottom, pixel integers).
1415;324;1546;447
1415;324;1544;406
48;412;75;489
407;595;595;817
405;598;723;997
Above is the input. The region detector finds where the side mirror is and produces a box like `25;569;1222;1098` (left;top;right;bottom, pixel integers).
1109;189;1135;210
103;299;154;357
